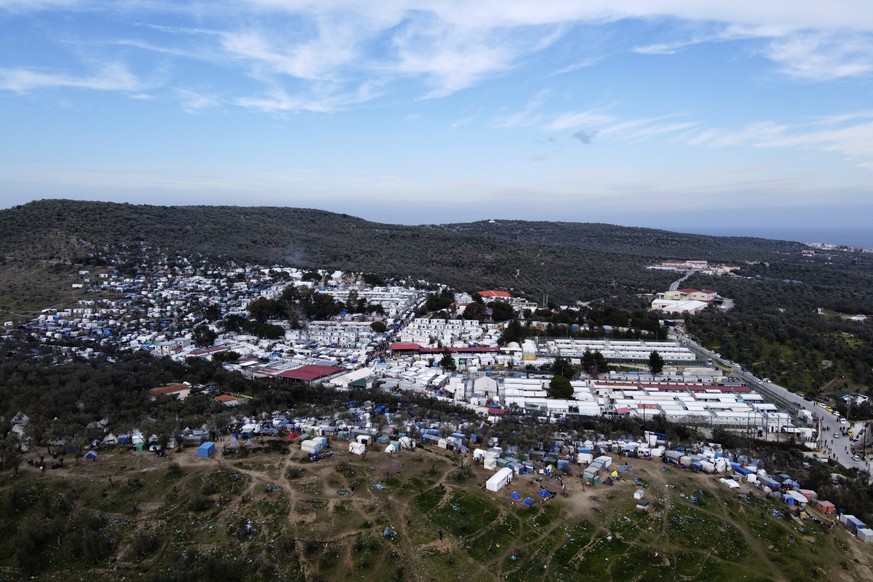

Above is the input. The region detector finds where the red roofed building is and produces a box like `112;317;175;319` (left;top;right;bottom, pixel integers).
149;383;192;400
215;394;241;407
478;290;512;300
390;342;423;354
277;364;345;386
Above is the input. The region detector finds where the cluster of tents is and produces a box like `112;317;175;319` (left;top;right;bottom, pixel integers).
507;489;555;507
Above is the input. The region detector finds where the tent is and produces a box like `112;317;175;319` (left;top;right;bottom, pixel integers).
83;451;97;461
523;497;535;506
508;491;521;502
539;489;552;499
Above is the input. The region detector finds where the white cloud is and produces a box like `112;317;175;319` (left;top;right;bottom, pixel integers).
177;89;222;112
220;16;361;82
235;79;380;113
682;114;873;168
4;0;873;112
0;62;144;93
546;110;614;131
765;32;873;80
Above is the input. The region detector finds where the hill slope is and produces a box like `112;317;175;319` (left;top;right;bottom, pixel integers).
0;200;802;317
1;439;868;581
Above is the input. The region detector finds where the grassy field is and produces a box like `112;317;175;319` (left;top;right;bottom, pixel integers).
0;441;870;581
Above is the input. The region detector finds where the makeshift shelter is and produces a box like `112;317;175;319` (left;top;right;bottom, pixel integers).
814;500;836;515
633;489;645;500
349;442;366;456
486;467;513;492
508;491;521;502
198;441;216;458
523;497;535;507
783;490;808;507
82;451;97;461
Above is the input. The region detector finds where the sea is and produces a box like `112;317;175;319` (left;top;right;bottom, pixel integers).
691;227;873;250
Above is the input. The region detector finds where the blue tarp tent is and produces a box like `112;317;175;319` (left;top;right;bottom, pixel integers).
198;441;216;458
539;489;552;499
83;451;97;461
509;491;521;501
523;497;535;506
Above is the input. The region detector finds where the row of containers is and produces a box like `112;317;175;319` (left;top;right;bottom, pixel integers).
838;513;873;543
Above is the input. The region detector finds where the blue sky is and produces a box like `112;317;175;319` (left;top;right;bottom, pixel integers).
2;1;873;245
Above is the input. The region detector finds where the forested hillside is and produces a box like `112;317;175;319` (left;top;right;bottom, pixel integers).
0;199;801;309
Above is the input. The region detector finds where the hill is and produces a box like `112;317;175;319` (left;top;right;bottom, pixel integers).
0;199;802;319
2;437;869;581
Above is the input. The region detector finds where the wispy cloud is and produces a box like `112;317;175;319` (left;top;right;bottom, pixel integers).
177;88;222;112
235;79;381;113
682;113;873;168
764;32;873;80
0;62;144;93
546;110;613;131
3;1;873;118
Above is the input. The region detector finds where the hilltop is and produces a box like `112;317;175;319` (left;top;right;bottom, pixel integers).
2;434;869;581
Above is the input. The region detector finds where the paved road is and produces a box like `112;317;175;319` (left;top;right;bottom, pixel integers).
673;330;872;482
668;271;693;291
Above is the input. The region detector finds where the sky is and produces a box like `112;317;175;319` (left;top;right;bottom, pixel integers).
2;1;873;246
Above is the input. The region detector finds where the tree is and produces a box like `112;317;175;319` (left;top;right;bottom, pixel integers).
247;297;282;323
501;319;526;345
548;374;574;399
202;304;221;322
552;357;575;379
212;350;241;363
462;302;487;321
648;350;665;375
489;301;514;322
581;348;609;378
439;349;457;372
370;321;387;333
0;433;21;474
192;325;217;348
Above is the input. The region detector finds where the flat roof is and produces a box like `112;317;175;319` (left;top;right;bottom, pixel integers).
278;364;345;381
